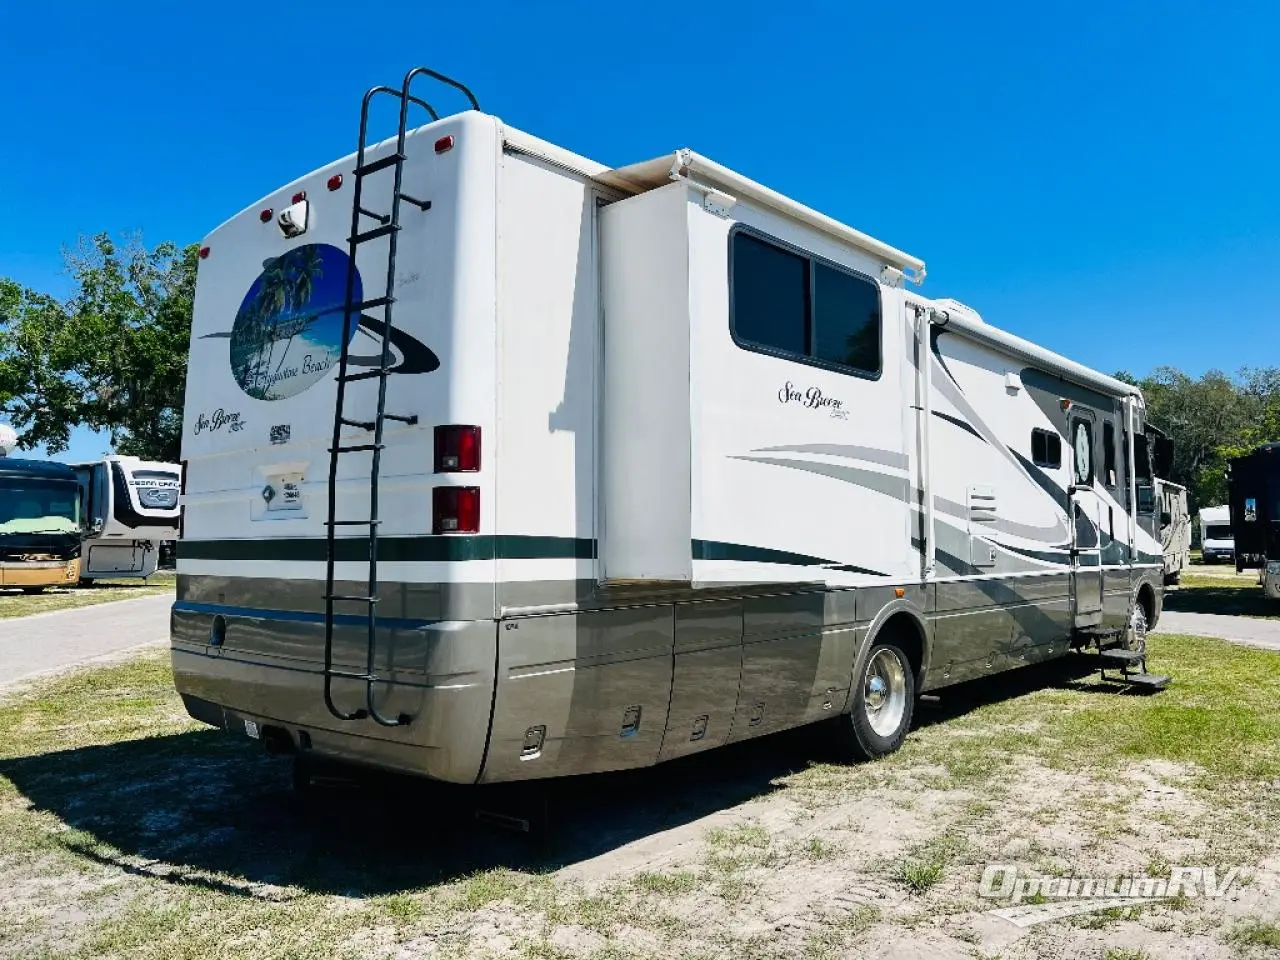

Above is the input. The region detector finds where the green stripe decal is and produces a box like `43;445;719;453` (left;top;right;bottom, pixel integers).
692;539;834;567
178;535;596;563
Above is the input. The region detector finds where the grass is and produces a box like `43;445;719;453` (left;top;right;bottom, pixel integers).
1166;573;1280;619
0;571;175;619
1226;918;1280;949
2;632;1279;958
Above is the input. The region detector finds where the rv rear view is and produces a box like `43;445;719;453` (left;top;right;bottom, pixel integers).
173;68;1167;789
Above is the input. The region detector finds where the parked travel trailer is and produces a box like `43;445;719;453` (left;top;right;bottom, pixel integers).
172;69;1168;789
1152;479;1190;584
1198;505;1234;564
1227;445;1280;600
0;427;82;593
71;456;181;580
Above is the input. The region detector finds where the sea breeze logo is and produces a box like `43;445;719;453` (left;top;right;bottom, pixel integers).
779;381;846;417
228;243;357;401
193;409;245;435
978;864;1242;928
202;241;441;402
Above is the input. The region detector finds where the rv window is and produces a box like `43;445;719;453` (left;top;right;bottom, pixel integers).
730;229;881;377
1031;428;1061;468
1102;421;1117;485
730;232;808;357
812;262;881;375
1071;417;1094;485
1204;525;1232;540
1133;434;1152;481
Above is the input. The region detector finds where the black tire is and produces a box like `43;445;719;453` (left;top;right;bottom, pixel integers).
837;640;915;761
21;587;47;596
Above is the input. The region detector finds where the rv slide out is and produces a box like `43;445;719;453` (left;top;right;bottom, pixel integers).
172;68;1168;787
72;456;180;580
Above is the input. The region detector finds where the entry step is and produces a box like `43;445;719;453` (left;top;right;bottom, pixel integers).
1124;673;1171;690
1098;648;1145;664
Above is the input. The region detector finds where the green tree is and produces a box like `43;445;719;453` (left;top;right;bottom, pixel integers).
0;233;196;461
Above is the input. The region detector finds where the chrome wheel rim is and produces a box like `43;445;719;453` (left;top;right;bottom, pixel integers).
863;648;907;738
1127;605;1148;656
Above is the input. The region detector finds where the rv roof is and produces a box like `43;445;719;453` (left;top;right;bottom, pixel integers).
596;149;926;279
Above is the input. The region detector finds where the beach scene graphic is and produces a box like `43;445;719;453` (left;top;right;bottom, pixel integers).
229;243;361;401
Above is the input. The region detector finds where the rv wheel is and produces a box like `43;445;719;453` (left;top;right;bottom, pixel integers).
21;587;47;596
839;641;915;760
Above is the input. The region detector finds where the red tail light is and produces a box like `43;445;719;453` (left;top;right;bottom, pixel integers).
434;425;481;472
433;487;479;534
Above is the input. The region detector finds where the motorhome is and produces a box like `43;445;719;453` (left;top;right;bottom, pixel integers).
0;427;82;593
1227;445;1280;600
172;69;1168;789
71;456;181;580
1198;505;1234;564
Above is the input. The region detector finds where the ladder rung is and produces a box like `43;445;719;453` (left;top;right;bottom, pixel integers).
340;368;390;382
325;519;381;526
398;193;431;211
354;153;405;176
326;669;376;682
350;223;399;244
357;205;390;225
325;594;378;603
383;413;419;424
350;295;394;313
340;417;376;430
330;443;384;454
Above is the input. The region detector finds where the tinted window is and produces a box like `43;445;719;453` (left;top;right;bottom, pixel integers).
1134;434;1152;481
730;232;807;356
812;262;880;375
1205;525;1232;540
1103;421;1117;484
731;229;880;377
1031;428;1061;468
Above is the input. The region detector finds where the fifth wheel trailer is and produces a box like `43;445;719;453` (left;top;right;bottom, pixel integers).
1228;444;1280;600
171;68;1168;788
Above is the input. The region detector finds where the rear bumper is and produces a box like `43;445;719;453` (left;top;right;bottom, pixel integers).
170;608;496;784
0;558;79;587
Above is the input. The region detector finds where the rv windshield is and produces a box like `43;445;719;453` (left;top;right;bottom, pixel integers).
0;478;81;535
1205;525;1232;541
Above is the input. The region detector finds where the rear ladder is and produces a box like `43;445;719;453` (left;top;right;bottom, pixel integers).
321;67;481;726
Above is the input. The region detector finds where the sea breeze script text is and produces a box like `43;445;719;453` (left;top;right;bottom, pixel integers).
193;409;245;435
779;382;844;412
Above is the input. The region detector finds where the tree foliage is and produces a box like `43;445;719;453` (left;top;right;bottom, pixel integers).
1123;365;1280;510
0;234;197;462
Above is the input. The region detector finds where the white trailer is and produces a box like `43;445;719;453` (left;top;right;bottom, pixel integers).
1198;505;1234;564
72;456;180;580
172;69;1167;788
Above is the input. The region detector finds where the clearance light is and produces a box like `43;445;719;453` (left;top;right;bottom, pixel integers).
198;247;210;259
433;487;479;534
434;425;481;472
291;190;306;204
178;459;188;539
327;174;343;191
434;135;455;154
259;208;274;223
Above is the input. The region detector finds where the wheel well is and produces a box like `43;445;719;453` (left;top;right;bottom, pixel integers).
874;611;926;688
1136;583;1156;626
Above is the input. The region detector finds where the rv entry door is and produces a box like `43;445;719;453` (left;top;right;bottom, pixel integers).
1068;413;1104;628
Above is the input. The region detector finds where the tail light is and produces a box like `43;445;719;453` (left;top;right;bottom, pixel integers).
434;425;481;472
433;487;479;534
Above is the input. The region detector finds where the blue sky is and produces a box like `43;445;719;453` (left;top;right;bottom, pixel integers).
2;0;1277;461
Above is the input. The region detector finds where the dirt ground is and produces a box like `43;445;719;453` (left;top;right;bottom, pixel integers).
2;633;1280;960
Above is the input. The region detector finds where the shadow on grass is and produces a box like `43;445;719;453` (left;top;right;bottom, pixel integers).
0;652;1117;898
1165;581;1276;618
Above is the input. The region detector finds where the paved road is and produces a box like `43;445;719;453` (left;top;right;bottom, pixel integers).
1154;610;1280;651
0;594;173;691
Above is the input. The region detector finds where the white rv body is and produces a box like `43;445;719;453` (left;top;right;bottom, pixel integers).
173;104;1165;785
72;456;180;580
1198;504;1234;563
